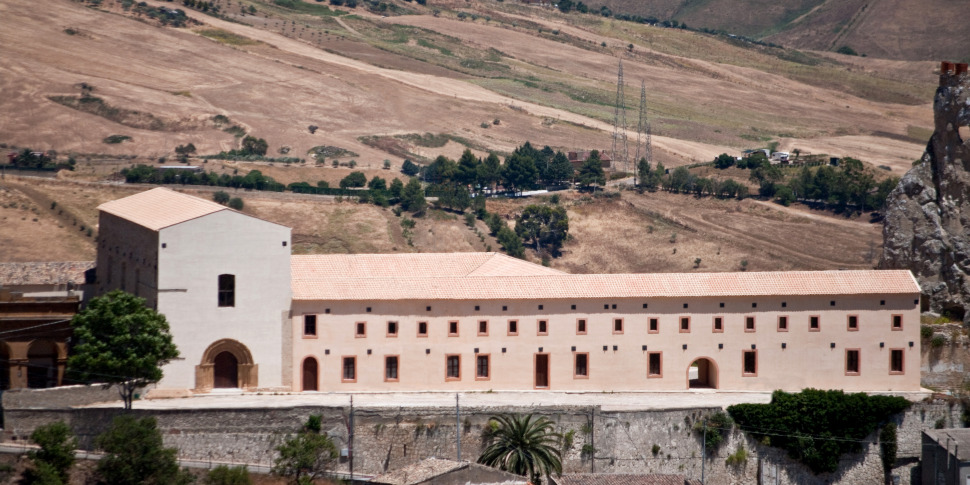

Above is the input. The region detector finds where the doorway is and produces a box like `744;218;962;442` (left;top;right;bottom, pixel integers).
213;351;239;388
535;354;549;389
687;358;718;389
302;357;318;391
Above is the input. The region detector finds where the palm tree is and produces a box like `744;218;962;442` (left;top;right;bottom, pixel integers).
478;414;563;485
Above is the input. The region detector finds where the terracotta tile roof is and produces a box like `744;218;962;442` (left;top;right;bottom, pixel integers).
291;267;919;301
97;187;227;231
554;474;699;485
371;458;527;485
291;253;563;280
0;261;94;286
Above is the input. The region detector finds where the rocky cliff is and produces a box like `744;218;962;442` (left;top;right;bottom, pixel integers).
882;62;970;321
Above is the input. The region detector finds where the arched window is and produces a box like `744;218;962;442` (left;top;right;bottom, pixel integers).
218;274;235;307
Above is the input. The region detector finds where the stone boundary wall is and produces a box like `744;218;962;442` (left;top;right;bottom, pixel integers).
1;385;124;410
3;401;964;484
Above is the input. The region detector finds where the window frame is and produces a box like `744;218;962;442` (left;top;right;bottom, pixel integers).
508;320;518;336
303;314;317;338
385;355;400;382
845;349;860;376
742;350;758;376
648;317;659;334
574;352;589;379
809;315;820;332
341;356;357;383
478;320;489;336
647;352;663;378
891;314;903;331
576;318;587;335
537;319;549;336
889;349;904;375
777;315;788;332
355;322;367;338
417;321;428;337
847;315;859;332
475;354;490;381
679;316;690;333
712;316;723;333
612;318;624;335
387;321;399;337
744;316;756;333
448;320;459;337
445;354;461;381
217;274;235;308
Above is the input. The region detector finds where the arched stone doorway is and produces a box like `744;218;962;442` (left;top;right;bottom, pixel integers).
27;340;58;389
195;339;257;391
302;357;318;391
687;357;718;389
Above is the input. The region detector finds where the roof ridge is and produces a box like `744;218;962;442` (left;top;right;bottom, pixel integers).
464;252;500;276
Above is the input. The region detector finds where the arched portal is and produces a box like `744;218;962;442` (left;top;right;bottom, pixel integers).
27;340;58;389
195;339;257;391
302;357;318;391
687;357;718;389
213;352;239;388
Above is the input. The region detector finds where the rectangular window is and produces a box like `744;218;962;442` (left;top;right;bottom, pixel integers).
385;356;399;381
742;350;757;376
387;321;398;337
342;356;356;382
745;316;755;332
508;320;518;335
892;314;903;331
576;319;587;335
355;322;366;338
777;316;788;332
417;321;428;337
713;317;723;333
218;274;235;307
449;321;459;337
847;315;858;331
574;353;589;378
679;316;690;333
890;349;904;374
648;318;659;334
845;349;860;375
809;315;820;331
648;352;662;378
613;318;624;334
446;355;461;380
478;320;488;336
303;315;317;336
538;320;548;335
476;354;490;380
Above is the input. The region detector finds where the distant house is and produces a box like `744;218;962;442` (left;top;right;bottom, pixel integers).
372;458;528;485
921;428;970;485
158;165;203;172
770;152;790;164
566;150;612;169
553;473;701;485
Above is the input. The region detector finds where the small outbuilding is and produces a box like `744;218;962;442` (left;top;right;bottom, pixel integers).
922;428;970;485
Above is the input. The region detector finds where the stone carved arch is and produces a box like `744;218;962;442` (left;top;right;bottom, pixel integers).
195;339;257;391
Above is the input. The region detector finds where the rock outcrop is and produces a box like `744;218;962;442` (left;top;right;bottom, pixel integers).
882;62;970;321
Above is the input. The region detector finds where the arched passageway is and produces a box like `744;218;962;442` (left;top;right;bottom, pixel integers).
687;358;718;389
302;357;318;391
195;339;257;391
213;351;239;388
27;340;58;389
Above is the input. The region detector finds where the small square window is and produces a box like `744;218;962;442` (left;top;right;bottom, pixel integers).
679;316;690;333
426;306;432;311
446;355;461;381
478;320;488;336
830;301;836;306
449;321;459;337
611;304;617;310
508;320;518;335
538;304;544;310
810;316;820;332
613;318;624;334
417;321;428;337
574;353;589;378
604;304;609;310
538;320;548;335
303;315;317;337
475;305;480;311
366;307;372;313
342;356;357;382
889;349;904;374
385;356;399;382
642;303;648;309
648;318;659;334
719;302;724;308
577;319;587;334
742;350;757;376
845;349;860;376
325;308;330;314
892;314;903;331
880;300;886;306
387;321;398;337
847;315;859;331
683;303;688;309
647;352;662;377
777;316;788;332
476;354;490;380
355;322;366;338
713;316;723;333
781;302;787;308
745;316;755;332
571;304;577;310
503;306;508;311
752;302;757;308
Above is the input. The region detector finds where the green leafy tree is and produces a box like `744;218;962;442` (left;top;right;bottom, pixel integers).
515;205;569;255
339;171;367;188
388;178;404;200
502;153;538;195
400;177;426;214
68;291;179;410
478;153;502;192
240;136;268;156
205;465;253;485
880;423;897;483
228;197;244;210
367;176;387;192
713;153;735;169
401;159;420;176
576;152;605;190
478;414;563;485
26;421;77;484
497;226;525;259
213;191;231;205
273;417;338;484
457;149;481;187
426;155;458;184
95;416;193;485
774;186;795;206
547;151;574;186
21;461;62;485
667;166;690;193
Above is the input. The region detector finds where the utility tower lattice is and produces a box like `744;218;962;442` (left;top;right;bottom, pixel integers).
634;80;651;184
611;59;629;173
